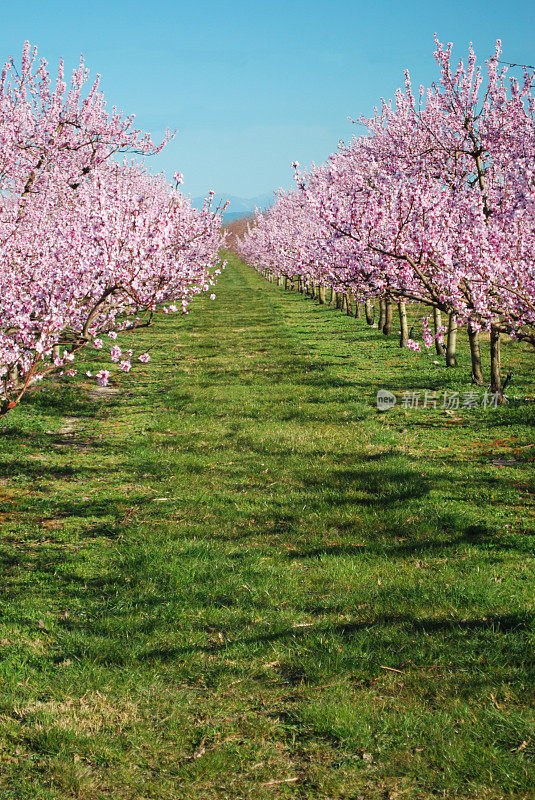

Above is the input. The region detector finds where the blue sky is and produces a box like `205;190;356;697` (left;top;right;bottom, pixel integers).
1;1;534;201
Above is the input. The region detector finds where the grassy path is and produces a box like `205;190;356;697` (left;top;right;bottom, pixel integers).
0;253;533;799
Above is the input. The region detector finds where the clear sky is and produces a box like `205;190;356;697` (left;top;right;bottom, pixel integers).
1;0;534;201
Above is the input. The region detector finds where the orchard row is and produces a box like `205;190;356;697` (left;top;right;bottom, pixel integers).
238;38;534;402
0;43;224;415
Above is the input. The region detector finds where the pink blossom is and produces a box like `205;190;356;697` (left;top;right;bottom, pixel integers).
119;360;131;372
110;345;122;362
96;370;111;387
422;332;434;348
138;352;151;363
421;319;434;348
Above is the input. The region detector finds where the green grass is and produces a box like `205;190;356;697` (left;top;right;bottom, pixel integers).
0;252;533;799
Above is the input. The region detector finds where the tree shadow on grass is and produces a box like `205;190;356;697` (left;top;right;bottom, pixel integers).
6;383;109;420
138;611;532;662
0;460;82;480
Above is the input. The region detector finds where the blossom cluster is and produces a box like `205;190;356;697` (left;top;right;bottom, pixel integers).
238;38;535;348
0;43;225;413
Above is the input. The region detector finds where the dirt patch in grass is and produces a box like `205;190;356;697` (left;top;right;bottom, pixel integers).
20;692;141;735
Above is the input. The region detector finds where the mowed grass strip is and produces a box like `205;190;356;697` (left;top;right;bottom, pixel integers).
0;252;533;799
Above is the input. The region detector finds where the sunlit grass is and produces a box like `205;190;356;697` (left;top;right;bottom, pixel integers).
0;252;533;799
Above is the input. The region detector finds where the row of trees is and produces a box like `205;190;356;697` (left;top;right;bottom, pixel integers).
238;38;534;402
0;43;224;415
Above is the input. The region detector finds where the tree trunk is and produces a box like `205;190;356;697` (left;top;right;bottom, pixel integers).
467;325;484;385
378;299;386;332
382;299;393;335
398;302;409;347
446;313;458;367
336;292;343;310
345;292;352;315
8;364;19;385
490;326;505;404
355;298;362;319
318;285;326;304
433;307;445;356
365;299;374;325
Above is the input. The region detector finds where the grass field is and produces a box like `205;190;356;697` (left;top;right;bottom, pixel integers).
0;252;533;799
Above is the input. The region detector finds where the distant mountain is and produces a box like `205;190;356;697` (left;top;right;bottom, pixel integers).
190;192;274;221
